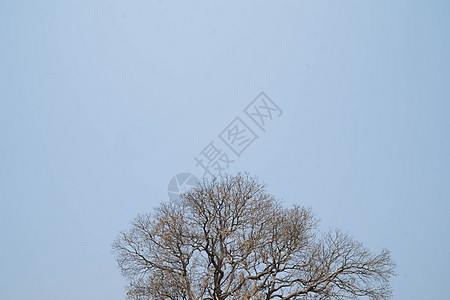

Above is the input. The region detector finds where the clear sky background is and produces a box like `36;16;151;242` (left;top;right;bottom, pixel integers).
1;1;449;299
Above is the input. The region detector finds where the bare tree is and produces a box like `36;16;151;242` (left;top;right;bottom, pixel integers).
113;173;396;300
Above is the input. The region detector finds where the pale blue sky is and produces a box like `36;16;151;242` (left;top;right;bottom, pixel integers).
1;1;449;299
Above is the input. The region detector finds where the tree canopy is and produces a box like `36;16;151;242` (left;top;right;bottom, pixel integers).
113;173;396;300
